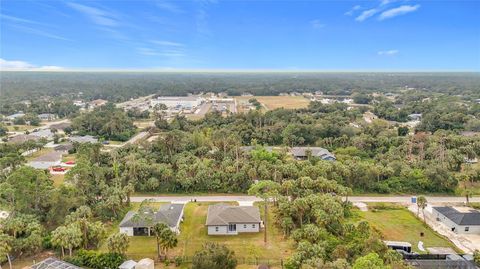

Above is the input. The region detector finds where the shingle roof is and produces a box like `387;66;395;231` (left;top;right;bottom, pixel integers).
8;134;41;144
206;204;261;226
30;258;81;269
290;147;335;160
33;151;63;162
119;203;184;228
434;207;480;225
68;135;98;143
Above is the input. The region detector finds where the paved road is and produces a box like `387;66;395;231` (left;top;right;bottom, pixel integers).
131;195;479;204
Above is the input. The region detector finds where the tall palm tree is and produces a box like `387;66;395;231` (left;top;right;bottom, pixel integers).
152;223;169;260
160;232;178;260
417;196;428;223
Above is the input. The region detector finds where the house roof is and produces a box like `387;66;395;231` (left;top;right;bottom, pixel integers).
119;203;184;228
433;207;480;225
30;257;80;269
33;151;63;162
54;143;74;152
119;260;137;269
50;122;71;130
290;147;335;160
30;129;54;138
8;134;41;144
68;135;98;143
206;204;261;226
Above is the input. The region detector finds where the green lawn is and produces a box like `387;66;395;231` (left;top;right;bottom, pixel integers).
357;206;459;253
119;202;293;265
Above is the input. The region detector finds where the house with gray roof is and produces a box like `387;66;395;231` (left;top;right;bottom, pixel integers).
68;135;98;144
432;207;480;234
206;204;261;235
290;147;336;161
27;151;63;170
119;203;184;236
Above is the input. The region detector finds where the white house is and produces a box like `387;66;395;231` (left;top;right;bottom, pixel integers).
432;207;480;234
119;203;184;236
38;113;57;121
206;204;261;235
150;96;203;110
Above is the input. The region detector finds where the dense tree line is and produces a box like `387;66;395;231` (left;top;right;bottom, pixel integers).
1;72;479;105
71;103;136;141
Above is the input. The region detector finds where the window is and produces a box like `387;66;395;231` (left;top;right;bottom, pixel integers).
243;224;247;228
228;224;236;232
215;227;219;232
252;224;256;228
465;227;470;232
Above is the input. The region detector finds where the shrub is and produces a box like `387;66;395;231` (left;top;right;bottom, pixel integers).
65;250;125;269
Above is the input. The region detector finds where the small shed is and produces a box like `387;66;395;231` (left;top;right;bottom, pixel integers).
135;258;154;269
119;260;137;269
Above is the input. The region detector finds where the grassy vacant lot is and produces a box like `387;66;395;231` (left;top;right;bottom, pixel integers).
235;96;310;111
123;202;293;266
357;206;458;253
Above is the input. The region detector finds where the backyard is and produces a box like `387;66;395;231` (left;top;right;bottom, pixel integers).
357;205;459;253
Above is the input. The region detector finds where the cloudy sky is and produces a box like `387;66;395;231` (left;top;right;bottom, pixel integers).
1;0;479;71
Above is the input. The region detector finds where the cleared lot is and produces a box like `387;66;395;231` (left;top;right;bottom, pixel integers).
235;96;310;112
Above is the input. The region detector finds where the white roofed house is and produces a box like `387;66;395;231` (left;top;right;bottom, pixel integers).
119;203;185;236
38;113;57;121
206;204;262;235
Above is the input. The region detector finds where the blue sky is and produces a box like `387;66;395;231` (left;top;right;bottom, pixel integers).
1;0;479;71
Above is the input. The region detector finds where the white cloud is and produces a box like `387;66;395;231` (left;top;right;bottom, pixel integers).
155;0;183;13
0;58;64;71
378;50;399;56
310;19;326;29
151;40;184;47
355;8;379;22
379;5;420;20
344;5;361;16
67;2;119;26
9;24;71;41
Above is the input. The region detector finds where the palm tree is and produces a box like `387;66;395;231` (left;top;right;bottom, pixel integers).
152;223;169;260
417;195;428;223
160;231;178;260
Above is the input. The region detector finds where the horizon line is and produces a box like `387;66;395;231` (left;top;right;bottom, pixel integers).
1;68;479;73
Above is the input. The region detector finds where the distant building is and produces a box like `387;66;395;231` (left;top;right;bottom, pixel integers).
150;96;203;109
8;134;41;144
30;129;55;140
50;122;72;132
27;151;63;170
407;113;422;121
206;204;261;235
432;207;480;234
68;135;98;144
119;203;185;236
89;99;108;107
5;112;25;121
54;143;74;153
38;113;57;121
119;260;137;269
290;147;336;161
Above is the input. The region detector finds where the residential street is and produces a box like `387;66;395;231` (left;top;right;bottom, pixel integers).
131;195;480;204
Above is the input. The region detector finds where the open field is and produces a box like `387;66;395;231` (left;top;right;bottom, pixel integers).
235;96;310;112
356;205;459;253
116;202;292;267
6;125;32;132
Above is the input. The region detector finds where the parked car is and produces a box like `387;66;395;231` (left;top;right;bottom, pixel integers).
65;161;75;165
52;166;66;172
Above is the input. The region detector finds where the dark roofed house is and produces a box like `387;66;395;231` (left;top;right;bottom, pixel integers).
27;151;63;170
290;147;336;161
8;134;41;144
29;257;81;269
50;122;72;131
432;207;480;234
206;204;261;235
54;143;74;153
119;203;184;236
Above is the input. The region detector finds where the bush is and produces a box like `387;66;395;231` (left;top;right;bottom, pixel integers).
370;203;403;211
192;243;237;269
174;256;183;266
65;250;125;269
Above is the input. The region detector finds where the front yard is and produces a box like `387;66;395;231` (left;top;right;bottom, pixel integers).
122;202;293;265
